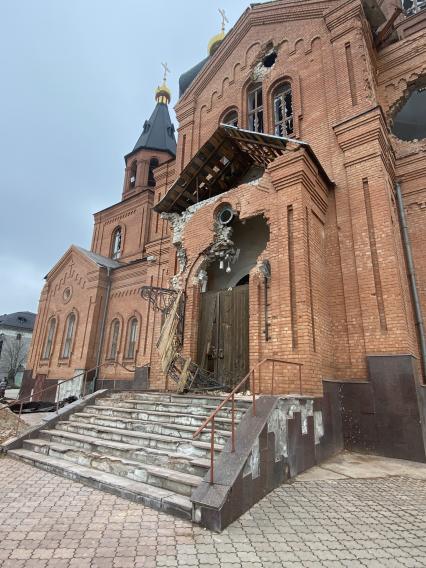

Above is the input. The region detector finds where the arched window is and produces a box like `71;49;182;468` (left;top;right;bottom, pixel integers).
129;161;137;189
248;85;263;133
148;158;159;187
109;319;120;360
62;313;76;359
111;227;122;260
126;317;138;359
222;110;238;127
273;83;293;137
42;318;56;359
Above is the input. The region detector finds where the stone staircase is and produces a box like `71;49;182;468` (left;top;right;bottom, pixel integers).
7;392;251;520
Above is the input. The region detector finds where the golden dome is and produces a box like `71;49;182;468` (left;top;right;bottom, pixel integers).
155;81;171;105
208;30;225;56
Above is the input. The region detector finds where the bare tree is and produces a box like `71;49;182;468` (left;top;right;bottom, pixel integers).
2;336;26;385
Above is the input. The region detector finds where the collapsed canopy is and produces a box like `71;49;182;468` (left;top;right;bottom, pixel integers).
154;125;331;214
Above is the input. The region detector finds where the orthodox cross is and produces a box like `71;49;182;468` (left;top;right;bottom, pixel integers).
219;8;228;33
161;62;170;83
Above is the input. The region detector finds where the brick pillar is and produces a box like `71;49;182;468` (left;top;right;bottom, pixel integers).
334;107;418;365
268;148;332;395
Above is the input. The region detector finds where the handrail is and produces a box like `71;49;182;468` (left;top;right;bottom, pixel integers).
192;357;303;484
0;360;147;437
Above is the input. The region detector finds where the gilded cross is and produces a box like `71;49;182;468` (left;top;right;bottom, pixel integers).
161;62;170;83
219;8;228;33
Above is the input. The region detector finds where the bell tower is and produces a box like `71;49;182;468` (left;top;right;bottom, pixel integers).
122;66;176;200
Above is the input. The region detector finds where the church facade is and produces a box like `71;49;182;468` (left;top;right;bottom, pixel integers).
25;0;426;459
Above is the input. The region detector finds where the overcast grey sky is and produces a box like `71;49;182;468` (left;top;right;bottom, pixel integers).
0;0;256;314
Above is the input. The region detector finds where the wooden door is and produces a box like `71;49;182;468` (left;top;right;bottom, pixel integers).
197;284;249;388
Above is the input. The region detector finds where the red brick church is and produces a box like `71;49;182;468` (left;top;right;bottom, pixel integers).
24;0;426;461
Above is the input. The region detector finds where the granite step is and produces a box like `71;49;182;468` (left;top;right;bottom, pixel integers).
34;430;210;476
23;439;202;496
69;412;231;445
8;448;192;519
54;421;224;455
95;397;247;420
111;392;252;409
82;404;239;430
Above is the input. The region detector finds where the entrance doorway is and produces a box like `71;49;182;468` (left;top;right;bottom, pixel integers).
196;213;269;388
197;284;249;388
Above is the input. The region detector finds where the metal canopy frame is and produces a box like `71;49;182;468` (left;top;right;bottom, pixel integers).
154;124;333;215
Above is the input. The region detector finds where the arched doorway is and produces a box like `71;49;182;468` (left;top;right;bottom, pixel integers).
197;214;269;388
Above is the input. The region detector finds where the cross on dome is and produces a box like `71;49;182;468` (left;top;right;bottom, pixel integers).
219;8;228;33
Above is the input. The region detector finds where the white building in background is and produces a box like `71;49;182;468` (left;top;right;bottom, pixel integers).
0;312;36;385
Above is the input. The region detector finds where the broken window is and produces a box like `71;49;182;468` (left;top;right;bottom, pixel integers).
148;157;159;187
108;319;120;360
126;317;138;359
402;0;426;16
111;227;122;260
273;83;293;137
222;110;238;127
392;87;426;141
248;85;264;133
42;318;56;359
129;160;137;189
62;313;76;359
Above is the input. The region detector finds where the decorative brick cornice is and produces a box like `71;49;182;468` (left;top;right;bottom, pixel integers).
324;0;363;34
268;148;330;213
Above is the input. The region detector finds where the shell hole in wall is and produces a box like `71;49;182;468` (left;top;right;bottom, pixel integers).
206;214;270;292
262;51;277;68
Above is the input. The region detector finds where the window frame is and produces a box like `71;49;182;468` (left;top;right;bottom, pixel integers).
221;109;239;127
61;312;76;359
111;226;122;260
128;160;137;189
148;157;159;187
125;317;139;360
247;84;264;133
272;82;294;137
108;319;121;360
42;317;56;360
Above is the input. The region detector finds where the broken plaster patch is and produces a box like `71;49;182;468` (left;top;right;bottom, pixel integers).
267;398;318;461
243;436;260;479
162;195;225;287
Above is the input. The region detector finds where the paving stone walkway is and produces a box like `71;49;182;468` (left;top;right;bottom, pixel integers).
0;456;425;567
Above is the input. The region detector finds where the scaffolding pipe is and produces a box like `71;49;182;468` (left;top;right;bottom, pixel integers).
395;181;426;382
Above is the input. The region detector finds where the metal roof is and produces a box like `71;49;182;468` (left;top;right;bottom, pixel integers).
154;124;333;214
0;311;36;331
75;247;123;270
179;56;210;98
128;102;177;159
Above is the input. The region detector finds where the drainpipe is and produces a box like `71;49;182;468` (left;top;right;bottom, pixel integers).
94;267;112;390
395;181;426;382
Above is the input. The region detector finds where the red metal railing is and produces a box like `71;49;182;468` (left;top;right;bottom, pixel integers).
0;361;145;437
192;357;303;484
